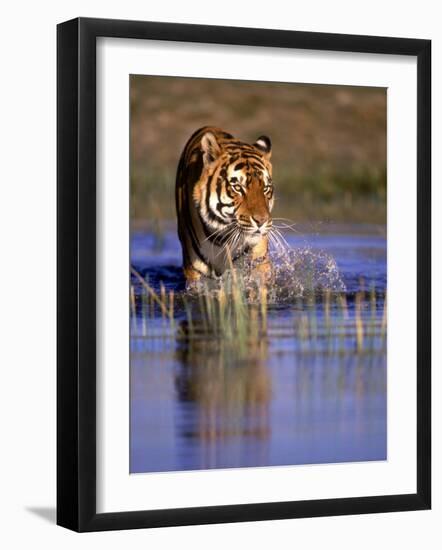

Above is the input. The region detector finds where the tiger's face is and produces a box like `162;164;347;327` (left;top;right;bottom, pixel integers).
194;131;274;247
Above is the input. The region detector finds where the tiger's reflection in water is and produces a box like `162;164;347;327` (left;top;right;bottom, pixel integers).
174;333;271;470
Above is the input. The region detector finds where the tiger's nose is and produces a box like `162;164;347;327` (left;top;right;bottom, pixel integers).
251;215;268;228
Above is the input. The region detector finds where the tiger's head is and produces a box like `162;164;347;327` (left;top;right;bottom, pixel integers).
194;130;274;246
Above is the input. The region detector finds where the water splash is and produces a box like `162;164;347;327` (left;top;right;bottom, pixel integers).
186;245;346;303
270;247;346;298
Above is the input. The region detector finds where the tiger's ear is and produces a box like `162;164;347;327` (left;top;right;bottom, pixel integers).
254;135;272;159
201;131;222;167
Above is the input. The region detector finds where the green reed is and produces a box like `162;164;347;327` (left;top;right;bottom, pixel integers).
131;266;386;356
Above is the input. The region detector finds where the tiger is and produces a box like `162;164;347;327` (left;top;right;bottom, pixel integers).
175;126;274;284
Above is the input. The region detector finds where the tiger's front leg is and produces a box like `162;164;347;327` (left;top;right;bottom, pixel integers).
183;265;202;283
250;236;273;284
183;257;212;286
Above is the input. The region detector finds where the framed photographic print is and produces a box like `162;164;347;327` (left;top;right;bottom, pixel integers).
57;17;431;532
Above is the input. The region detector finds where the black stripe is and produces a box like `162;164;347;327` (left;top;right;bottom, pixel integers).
216;178;235;215
180;185;208;265
184;209;207;265
224;142;254;150
241;153;266;163
202;171;233;225
204;172;228;225
190;240;209;267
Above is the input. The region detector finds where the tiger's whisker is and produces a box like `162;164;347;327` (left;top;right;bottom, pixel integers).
202;224;235;244
275;228;290;248
268;232;282;253
272;227;290;250
208;225;237;258
269;228;289;253
273;223;301;234
216;227;240;259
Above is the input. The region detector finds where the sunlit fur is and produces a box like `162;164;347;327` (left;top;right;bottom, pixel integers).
175;126;274;281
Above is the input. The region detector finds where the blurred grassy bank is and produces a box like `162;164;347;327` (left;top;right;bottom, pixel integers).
130;76;386;225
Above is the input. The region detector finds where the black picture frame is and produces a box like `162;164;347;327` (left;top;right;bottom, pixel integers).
57;17;431;532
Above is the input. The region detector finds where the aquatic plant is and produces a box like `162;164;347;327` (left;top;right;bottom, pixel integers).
130;263;386;356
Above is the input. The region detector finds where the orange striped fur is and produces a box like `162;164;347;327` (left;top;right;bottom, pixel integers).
175;127;274;282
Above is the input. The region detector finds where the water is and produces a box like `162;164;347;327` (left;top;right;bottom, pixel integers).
130;225;387;473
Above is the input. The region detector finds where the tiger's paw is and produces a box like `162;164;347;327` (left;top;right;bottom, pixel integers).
183;265;202;284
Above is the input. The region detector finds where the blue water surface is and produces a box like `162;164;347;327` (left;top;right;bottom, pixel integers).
130;225;387;473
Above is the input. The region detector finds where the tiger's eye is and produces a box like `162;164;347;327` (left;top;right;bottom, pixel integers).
233;184;242;192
